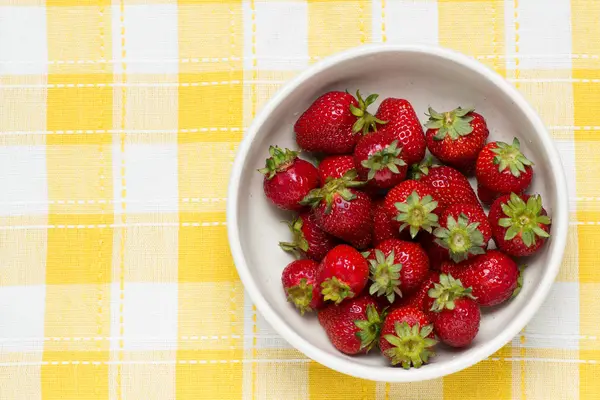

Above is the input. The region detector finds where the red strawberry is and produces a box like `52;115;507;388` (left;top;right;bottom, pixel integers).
419;233;450;271
428;274;480;347
379;307;437;368
441;250;519;307
433;204;492;263
295;91;386;154
477;182;498;206
489;193;551;257
317;244;370;304
476;138;533;197
279;212;338;262
395;271;439;313
354;132;407;189
368;239;430;303
383;180;440;238
259;146;319;211
301;171;372;248
318;155;356;182
412;160;480;210
281;259;323;315
424;107;489;173
372;200;400;245
375;98;426;166
318;295;383;354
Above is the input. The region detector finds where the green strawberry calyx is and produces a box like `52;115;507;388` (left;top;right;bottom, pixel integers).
491;138;533;178
498;193;551;247
383;322;437;369
361;140;406;180
409;156;437;180
425;106;475;141
279;216;309;258
368;249;403;303
428;273;476;312
349;90;388;135
434;213;486;263
321;276;353;305
511;264;527;299
286;278;314;316
300;170;364;214
394;191;439;239
257;145;299;180
354;304;384;352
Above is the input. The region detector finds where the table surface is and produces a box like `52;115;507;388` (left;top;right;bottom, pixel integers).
0;0;595;399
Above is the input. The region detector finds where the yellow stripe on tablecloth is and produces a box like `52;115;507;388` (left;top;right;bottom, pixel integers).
307;0;372;59
438;0;505;76
46;4;112;75
178;2;243;74
176;350;243;399
443;354;512;399
42;351;109;400
308;362;377;400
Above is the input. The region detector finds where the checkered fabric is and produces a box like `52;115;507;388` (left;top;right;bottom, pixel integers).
0;0;594;398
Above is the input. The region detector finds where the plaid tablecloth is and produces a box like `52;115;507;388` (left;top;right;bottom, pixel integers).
0;0;594;398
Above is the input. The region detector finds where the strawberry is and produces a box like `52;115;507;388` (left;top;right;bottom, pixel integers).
412;160;480;210
419;233;449;271
379;307;437;368
318;155;356;182
317;244;370;304
372;199;400;245
395;271;439;312
281;259;323;315
295;90;386;154
301;171;372;248
318;295;383;354
489;193;551;257
384;180;440;239
428;274;480;347
424;107;489;173
477;182;498;206
354;132;407;189
476;138;533;198
279;212;338;262
368;239;430;303
259;146;319;211
433;204;492;263
440;250;519;307
375;98;426;166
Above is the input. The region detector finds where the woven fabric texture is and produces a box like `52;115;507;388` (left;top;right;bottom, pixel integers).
0;0;594;399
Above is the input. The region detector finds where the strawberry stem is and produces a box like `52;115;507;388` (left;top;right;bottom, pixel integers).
498;193;551;247
425;106;475;141
433;213;485;262
383;322;437;369
491;138;533;178
258;146;299;180
394;191;439;238
354;304;383;352
321;276;353;305
368;249;403;303
278;216;309;257
286;278;314;315
361;140;406;180
300;170;364;214
350;90;388;135
427;274;475;312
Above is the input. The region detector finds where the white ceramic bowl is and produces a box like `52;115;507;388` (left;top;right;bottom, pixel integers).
227;44;568;382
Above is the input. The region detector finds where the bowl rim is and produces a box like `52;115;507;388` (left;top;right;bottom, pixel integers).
226;43;569;382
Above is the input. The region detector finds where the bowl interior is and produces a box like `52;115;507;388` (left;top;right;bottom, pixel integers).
233;48;562;379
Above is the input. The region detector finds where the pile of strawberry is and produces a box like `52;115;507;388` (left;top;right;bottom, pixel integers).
259;90;551;369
